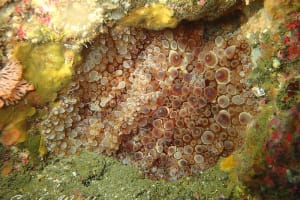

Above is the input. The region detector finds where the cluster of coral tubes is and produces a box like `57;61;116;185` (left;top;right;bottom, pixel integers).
38;23;257;180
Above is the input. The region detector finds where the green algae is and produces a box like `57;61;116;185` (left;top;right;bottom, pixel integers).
0;105;36;148
15;42;80;104
238;102;300;200
0;105;35;128
0;151;245;200
276;77;300;110
117;4;178;30
237;103;276;174
19;134;42;164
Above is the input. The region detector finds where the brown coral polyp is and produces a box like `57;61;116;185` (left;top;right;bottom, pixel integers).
194;154;205;164
215;110;231;128
225;45;236;59
163;120;174;130
152;128;164;138
195;63;204;73
215;67;230;84
204;86;217;102
152;119;163;128
169;50;183;66
217;95;230;108
215;36;225;48
171;84;182;96
239;112;252;125
204;51;218;68
201;130;215;145
154;106;169;118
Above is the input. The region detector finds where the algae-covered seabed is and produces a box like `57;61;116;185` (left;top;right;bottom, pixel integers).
0;0;300;199
0;151;235;200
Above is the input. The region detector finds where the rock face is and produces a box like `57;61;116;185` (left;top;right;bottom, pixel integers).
1;1;300;199
0;0;248;47
40;21;257;180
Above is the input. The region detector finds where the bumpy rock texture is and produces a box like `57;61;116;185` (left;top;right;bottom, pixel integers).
40;22;257;180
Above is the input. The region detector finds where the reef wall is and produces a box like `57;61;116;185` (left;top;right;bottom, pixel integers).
0;0;299;199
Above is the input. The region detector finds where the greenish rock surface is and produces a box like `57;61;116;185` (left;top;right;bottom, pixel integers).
15;43;79;104
0;151;241;200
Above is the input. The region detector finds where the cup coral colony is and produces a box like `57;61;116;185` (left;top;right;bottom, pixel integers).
38;22;258;180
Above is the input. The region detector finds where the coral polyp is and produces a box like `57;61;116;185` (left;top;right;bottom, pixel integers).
39;22;257;180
